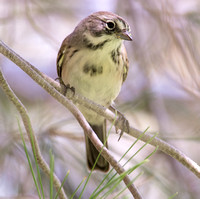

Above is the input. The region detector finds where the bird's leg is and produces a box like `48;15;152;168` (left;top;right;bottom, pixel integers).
57;78;75;99
109;105;130;141
63;84;75;100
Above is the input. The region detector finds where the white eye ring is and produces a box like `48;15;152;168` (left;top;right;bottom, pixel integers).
106;20;115;30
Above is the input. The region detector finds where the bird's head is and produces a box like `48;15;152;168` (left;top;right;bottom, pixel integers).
88;11;132;41
73;11;132;48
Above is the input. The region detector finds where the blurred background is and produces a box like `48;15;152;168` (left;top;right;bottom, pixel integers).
0;0;200;198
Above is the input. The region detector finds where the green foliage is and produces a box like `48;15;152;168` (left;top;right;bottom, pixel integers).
18;114;157;198
18;118;43;199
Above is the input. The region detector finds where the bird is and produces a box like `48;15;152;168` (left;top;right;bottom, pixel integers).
57;11;132;172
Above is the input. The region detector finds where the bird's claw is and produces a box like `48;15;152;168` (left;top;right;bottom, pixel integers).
63;83;75;99
115;114;130;141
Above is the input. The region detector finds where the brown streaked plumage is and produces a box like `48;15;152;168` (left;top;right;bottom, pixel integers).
57;11;132;172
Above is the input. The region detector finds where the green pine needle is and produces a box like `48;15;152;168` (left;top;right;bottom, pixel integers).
92;160;148;199
18;119;42;199
168;192;178;199
27;118;45;199
50;150;55;199
112;172;143;199
54;170;70;199
70;176;87;199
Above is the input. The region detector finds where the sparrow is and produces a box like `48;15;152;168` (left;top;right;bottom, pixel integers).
57;11;132;172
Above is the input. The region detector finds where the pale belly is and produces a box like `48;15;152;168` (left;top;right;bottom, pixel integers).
62;49;124;107
61;48;124;124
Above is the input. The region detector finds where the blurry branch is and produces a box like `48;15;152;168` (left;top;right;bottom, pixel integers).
0;40;142;199
0;71;67;199
137;1;200;99
24;0;59;50
165;17;200;99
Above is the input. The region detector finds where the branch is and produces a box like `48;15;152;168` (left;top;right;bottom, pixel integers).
2;39;199;179
1;38;200;195
0;70;67;199
0;40;142;198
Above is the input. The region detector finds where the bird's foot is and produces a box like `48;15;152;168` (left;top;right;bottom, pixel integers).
109;106;130;141
63;83;75;99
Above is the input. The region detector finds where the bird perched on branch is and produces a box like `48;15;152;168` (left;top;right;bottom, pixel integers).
57;11;132;172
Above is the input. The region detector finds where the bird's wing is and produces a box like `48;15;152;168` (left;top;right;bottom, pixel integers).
121;44;129;83
57;38;69;79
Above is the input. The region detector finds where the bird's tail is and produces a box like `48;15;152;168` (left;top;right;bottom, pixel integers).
85;119;109;172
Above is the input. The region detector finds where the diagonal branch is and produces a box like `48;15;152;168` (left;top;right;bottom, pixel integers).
0;40;142;198
0;40;199;179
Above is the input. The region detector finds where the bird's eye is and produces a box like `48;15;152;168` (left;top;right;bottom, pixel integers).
106;20;115;30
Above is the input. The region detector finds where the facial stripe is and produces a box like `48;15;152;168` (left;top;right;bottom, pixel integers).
116;19;126;30
83;36;110;50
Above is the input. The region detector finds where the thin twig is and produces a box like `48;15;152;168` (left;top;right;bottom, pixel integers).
0;40;142;198
0;71;67;199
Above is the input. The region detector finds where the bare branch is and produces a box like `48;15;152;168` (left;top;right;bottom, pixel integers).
1;38;200;178
1;38;200;196
0;40;142;198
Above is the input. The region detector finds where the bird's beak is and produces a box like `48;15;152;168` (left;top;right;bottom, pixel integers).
118;30;132;41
